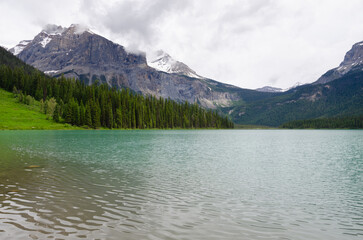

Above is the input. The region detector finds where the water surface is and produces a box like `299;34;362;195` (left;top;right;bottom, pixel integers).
0;130;362;239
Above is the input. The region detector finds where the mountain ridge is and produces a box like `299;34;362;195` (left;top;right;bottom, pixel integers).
7;24;363;126
10;24;257;109
314;41;363;84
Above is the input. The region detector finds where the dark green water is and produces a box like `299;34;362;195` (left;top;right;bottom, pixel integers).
0;130;362;239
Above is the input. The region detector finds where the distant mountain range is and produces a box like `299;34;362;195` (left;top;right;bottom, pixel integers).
255;82;306;93
7;24;363;126
223;41;363;126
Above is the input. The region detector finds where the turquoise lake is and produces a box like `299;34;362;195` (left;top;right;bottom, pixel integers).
0;130;362;239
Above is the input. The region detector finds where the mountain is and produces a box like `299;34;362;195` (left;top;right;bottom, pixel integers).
315;41;363;84
225;71;363;126
255;86;283;93
224;70;363;126
0;46;233;129
11;24;272;109
147;50;203;79
255;82;307;93
220;40;363;126
10;40;31;55
9;23;361;127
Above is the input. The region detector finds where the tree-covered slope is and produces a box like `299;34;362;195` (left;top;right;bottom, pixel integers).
280;116;363;129
223;70;363;126
0;47;233;129
0;46;41;74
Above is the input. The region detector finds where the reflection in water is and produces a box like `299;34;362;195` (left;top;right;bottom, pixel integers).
0;130;362;239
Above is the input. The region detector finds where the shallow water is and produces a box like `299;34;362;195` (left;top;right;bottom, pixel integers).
0;130;362;239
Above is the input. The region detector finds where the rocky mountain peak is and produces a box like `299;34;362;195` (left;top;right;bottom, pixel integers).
341;41;363;68
9;23;243;109
65;24;94;35
10;24;96;56
9;40;31;55
41;24;66;35
147;50;203;79
315;40;363;84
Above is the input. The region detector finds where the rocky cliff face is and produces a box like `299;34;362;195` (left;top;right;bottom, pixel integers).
315;41;363;84
10;24;241;108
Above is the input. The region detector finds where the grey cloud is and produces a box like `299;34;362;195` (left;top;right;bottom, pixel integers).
81;0;190;49
2;0;363;89
202;0;278;50
268;76;279;85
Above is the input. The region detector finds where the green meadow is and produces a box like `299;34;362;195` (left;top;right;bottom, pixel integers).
0;88;80;130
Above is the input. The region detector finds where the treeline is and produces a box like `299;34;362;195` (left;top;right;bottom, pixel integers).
280;116;363;129
0;65;234;129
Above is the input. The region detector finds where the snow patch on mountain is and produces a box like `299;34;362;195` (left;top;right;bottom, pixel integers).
256;82;306;93
148;50;175;73
44;70;59;75
255;86;283;93
10;40;31;55
40;37;52;48
147;50;203;79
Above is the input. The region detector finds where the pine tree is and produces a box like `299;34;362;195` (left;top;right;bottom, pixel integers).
115;108;122;128
53;104;60;122
85;103;92;127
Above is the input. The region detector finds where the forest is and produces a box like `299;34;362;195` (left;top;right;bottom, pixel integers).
280;116;363;129
0;56;234;129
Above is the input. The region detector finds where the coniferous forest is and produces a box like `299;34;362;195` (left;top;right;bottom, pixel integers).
0;63;234;129
280;116;363;129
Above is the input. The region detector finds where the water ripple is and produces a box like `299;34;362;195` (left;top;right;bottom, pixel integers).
0;130;362;239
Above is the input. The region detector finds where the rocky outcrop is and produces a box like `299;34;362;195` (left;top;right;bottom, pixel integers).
315;41;363;84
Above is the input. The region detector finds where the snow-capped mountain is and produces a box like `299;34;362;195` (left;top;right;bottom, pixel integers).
10;24;242;108
255;86;283;93
9;40;31;55
9;24;92;56
11;25;203;80
147;50;203;79
255;82;306;93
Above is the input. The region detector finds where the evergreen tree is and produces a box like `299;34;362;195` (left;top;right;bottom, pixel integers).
85;103;93;127
53;104;60;122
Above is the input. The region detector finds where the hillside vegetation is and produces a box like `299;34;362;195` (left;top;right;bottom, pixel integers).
222;70;363;126
0;47;233;129
280;116;363;129
0;88;79;130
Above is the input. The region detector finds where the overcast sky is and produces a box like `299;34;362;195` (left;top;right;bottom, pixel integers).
1;0;363;89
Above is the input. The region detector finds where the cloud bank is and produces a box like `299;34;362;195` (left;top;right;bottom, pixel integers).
1;0;363;89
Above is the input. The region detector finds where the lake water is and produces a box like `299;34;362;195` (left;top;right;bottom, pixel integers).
0;130;362;240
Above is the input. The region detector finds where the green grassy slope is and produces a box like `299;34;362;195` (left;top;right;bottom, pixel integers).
0;88;79;130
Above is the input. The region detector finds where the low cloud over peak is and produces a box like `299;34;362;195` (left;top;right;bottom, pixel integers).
1;0;363;89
